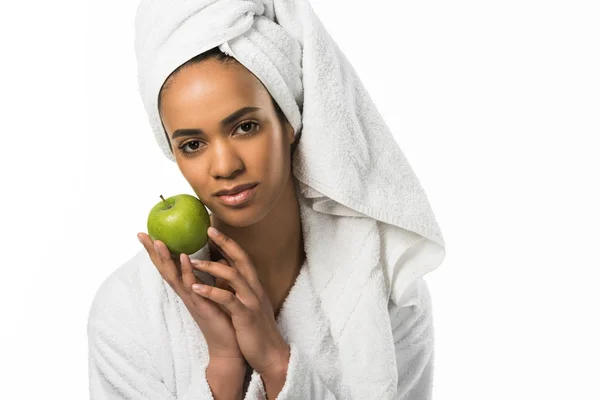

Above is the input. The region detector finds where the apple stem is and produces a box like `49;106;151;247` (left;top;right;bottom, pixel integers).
160;195;171;209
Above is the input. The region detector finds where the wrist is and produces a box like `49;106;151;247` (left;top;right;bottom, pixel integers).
258;345;290;400
208;356;247;377
206;357;247;399
260;344;290;382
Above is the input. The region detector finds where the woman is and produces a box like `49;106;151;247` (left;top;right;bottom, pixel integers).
87;1;446;399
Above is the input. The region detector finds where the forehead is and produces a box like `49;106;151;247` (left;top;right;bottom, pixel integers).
160;60;269;116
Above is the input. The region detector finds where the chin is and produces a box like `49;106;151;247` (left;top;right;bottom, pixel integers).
209;204;264;229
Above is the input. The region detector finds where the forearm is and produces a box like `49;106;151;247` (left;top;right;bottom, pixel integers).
206;358;247;400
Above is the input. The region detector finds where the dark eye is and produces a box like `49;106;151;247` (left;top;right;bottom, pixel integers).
235;121;259;136
178;140;205;157
184;141;201;151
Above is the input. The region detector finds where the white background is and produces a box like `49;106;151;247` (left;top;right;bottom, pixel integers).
1;0;598;398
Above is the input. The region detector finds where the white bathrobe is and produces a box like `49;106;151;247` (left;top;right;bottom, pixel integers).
88;180;441;399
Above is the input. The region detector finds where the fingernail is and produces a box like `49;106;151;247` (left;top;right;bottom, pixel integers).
154;241;161;256
208;227;218;237
137;234;143;244
192;283;206;292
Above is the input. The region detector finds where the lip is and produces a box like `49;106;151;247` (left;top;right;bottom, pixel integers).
214;182;258;196
216;184;258;207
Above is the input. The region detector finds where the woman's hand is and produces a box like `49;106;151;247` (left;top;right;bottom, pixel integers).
190;227;290;376
137;233;244;362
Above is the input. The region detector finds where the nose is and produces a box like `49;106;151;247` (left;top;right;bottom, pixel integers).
209;139;245;179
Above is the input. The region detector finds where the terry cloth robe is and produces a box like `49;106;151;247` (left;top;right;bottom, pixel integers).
88;179;439;399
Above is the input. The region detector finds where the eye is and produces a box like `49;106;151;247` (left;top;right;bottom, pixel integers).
235;121;260;136
177;140;205;157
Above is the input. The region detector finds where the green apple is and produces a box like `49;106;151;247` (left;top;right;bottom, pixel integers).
147;194;211;257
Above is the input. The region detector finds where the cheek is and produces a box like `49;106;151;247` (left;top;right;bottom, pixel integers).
179;159;205;177
177;161;210;193
256;137;288;172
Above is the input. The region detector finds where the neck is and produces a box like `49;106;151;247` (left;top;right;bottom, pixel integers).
209;174;305;285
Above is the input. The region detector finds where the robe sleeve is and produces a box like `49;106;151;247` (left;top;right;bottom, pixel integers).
389;277;435;400
242;342;340;399
87;279;216;399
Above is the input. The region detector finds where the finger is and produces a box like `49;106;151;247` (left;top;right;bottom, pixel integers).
192;283;246;317
215;260;234;292
214;260;235;315
191;259;255;301
207;228;262;292
138;232;161;267
207;228;245;266
181;254;229;317
208;238;235;268
139;233;178;284
153;240;184;293
160;246;182;275
180;253;198;291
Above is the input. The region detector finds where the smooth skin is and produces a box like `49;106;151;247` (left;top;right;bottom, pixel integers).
137;57;306;397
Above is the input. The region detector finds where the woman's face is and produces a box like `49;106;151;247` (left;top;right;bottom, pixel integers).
158;58;296;228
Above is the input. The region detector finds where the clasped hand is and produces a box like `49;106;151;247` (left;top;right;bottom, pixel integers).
138;227;290;377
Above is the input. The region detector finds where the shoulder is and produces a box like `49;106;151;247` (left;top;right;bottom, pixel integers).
87;249;156;331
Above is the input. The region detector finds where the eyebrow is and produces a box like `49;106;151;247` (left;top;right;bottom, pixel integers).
171;106;261;140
